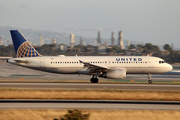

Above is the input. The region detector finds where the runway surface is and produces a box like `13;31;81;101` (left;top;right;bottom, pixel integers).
1;82;180;90
0;100;180;110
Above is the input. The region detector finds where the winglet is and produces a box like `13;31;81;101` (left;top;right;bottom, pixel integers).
79;60;83;63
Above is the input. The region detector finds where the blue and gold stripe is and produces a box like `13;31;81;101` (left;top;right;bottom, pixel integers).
17;41;41;58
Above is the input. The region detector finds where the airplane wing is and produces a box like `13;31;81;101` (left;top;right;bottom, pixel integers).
79;60;109;73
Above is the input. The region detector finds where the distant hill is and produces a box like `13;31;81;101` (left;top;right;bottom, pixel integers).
0;26;91;46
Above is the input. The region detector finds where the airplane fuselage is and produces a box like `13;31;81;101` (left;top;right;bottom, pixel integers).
8;56;173;75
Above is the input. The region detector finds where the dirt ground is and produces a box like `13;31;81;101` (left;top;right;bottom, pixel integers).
1;89;180;101
0;109;180;120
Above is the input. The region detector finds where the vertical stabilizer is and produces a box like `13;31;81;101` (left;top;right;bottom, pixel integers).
10;30;41;57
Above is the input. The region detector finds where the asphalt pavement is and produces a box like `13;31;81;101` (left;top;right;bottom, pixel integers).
0;100;180;110
1;82;180;90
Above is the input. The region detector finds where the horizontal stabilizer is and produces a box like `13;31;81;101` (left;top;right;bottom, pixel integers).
13;60;31;63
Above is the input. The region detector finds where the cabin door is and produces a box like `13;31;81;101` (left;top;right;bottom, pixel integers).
40;58;45;68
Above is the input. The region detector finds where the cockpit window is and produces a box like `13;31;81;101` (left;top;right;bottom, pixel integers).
159;61;165;64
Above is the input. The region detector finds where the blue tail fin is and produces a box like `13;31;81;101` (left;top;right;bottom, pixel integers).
10;30;41;58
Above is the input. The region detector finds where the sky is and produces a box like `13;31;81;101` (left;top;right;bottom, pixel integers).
0;0;180;49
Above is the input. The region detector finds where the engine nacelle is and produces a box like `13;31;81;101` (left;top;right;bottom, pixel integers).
78;69;90;75
103;69;126;79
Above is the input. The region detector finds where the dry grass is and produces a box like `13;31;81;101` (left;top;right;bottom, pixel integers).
0;89;180;101
0;109;180;120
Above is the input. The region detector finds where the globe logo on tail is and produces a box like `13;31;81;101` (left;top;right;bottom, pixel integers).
17;41;41;57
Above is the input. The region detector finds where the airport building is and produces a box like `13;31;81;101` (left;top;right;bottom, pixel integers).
118;31;124;49
39;34;44;46
97;42;109;54
70;33;75;48
127;40;130;49
55;43;68;52
52;38;57;44
79;37;85;46
97;31;101;45
111;32;115;46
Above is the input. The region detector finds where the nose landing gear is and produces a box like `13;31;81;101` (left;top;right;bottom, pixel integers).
148;73;152;84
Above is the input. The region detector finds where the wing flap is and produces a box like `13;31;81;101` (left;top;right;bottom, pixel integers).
79;60;109;72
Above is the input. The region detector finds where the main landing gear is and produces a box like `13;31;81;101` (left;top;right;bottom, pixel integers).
90;75;99;83
148;73;152;84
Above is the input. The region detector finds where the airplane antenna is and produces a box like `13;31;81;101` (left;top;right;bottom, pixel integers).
75;54;78;56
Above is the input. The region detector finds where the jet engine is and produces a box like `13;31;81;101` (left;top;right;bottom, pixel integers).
102;69;126;79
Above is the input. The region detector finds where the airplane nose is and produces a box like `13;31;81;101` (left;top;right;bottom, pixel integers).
169;64;173;71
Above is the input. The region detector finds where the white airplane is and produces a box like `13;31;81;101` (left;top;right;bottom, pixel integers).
7;30;173;84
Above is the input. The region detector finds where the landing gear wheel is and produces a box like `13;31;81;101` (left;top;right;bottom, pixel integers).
90;78;94;83
147;73;152;84
90;78;99;83
94;78;98;83
148;80;152;84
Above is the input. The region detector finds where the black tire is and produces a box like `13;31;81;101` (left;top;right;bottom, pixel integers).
90;78;94;83
148;80;152;84
94;78;99;83
90;78;98;83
